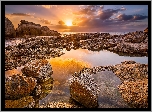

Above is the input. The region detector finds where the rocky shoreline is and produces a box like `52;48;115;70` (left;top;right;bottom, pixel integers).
5;59;148;108
5;17;148;108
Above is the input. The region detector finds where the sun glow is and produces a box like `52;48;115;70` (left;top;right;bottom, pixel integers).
66;20;72;26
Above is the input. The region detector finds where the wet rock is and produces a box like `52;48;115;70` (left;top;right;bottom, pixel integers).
5;74;37;100
118;79;148;108
69;70;99;108
5;96;35;108
113;61;148;82
31;77;54;97
5;17;16;38
32;77;54;108
21;59;53;82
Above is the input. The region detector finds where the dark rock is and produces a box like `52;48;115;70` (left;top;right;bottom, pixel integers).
5;17;16;38
5;74;37;100
16;20;60;37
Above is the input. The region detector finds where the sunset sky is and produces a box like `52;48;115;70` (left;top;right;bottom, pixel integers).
5;5;148;32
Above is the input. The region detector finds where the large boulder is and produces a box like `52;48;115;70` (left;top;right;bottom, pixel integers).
5;74;37;100
15;20;60;37
69;69;100;108
21;59;53;82
5;17;16;38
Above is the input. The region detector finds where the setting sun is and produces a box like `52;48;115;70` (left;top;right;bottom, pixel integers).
66;20;72;26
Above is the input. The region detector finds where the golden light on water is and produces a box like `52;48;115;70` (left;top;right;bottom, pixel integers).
47;57;91;82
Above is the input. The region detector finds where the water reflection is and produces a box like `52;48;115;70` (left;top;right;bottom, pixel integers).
40;58;91;106
61;49;148;67
47;57;91;82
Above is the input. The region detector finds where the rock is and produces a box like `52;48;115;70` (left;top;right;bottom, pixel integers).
144;27;148;33
16;20;60;37
113;61;148;82
39;101;73;108
31;77;54;97
5;96;35;108
21;59;53;82
118;79;148;108
69;70;99;108
31;77;54;108
5;74;37;100
5;17;16;38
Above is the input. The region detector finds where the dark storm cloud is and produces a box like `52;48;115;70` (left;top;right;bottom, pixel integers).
117;14;148;21
133;14;148;20
99;9;124;20
58;20;65;25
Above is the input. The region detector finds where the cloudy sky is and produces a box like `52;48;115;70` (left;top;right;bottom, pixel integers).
5;5;148;32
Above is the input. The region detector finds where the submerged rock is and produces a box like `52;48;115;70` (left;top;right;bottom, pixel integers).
5;96;35;108
21;59;53;82
69;70;100;108
5;74;37;100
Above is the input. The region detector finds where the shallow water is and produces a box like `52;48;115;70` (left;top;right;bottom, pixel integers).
60;49;148;67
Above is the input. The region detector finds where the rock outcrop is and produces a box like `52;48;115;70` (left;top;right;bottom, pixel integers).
112;61;148;82
5;74;37;100
5;17;16;38
69;69;100;108
21;59;53;82
15;20;60;37
111;61;148;108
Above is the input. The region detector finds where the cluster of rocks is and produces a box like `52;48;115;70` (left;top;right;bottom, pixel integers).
112;61;148;108
5;37;65;71
5;17;60;39
68;60;148;108
5;17;148;57
78;31;148;56
5;59;54;108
